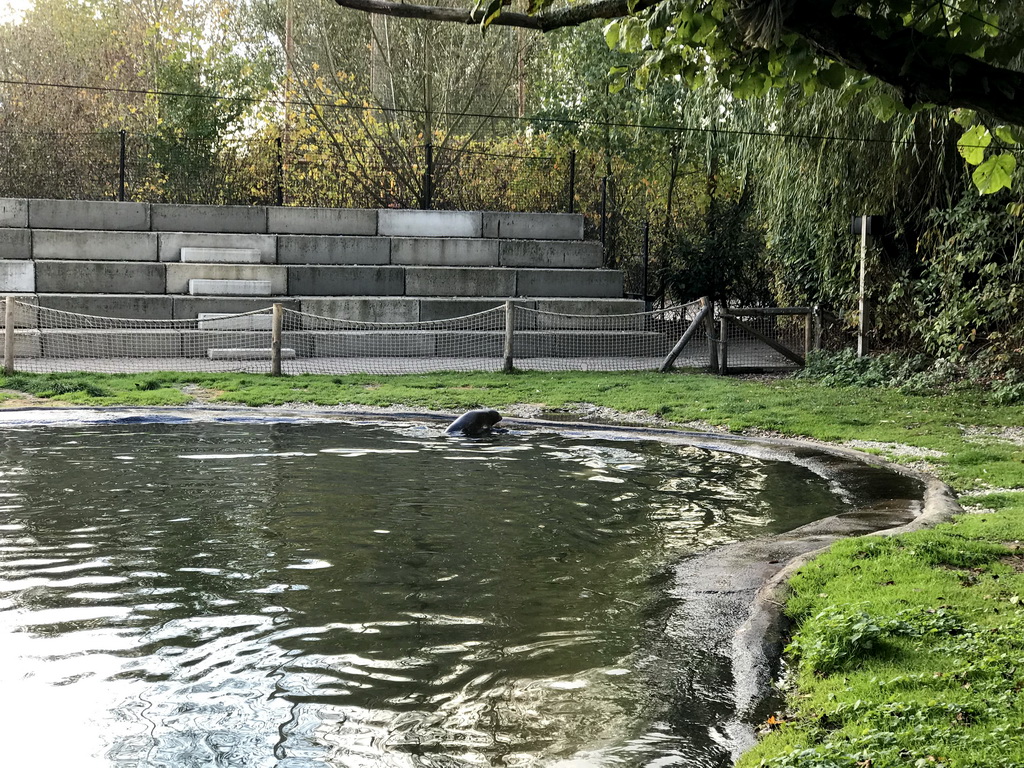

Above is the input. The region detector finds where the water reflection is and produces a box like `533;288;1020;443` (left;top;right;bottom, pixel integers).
0;421;852;767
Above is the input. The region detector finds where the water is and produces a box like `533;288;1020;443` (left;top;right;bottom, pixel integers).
0;418;862;767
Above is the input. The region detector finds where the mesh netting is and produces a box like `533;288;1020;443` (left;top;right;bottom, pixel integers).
2;299;715;376
716;311;811;372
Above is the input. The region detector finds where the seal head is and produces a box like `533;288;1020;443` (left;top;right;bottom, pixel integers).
444;409;503;437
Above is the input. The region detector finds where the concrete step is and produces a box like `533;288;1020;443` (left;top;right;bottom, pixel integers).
25;328;672;359
188;279;273;296
197;312;273;330
29;294;644;324
208;347;296;360
181;247;261;264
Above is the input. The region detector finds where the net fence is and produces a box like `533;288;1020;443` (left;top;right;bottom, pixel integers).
2;299;714;376
716;311;811;372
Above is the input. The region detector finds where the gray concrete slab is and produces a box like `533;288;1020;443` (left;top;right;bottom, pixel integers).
405;266;515;297
35;294;174;321
0;198;28;228
34;261;164;294
418;298;529;323
498;240;602;269
188;279;273;296
208;347;297;360
0;261;35;292
533;298;645;314
378;209;482;238
391;237;499;267
435;331;504;357
40;329;183;357
0;228;31;259
9;329;41;358
483;212;584;240
28;199;150;231
33;230;158;261
166;263;286;294
311;330;436;357
180;247;261;264
158;233;276;263
181;331;277;358
277;235;390;265
516;268;623;298
173;297;295;319
197;313;274;331
268;207;377;235
299;297;419;324
287;266;404;296
151;203;267;233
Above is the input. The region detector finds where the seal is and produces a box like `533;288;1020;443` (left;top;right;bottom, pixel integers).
444;409;504;437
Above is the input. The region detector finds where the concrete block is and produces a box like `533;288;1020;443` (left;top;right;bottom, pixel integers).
277;236;390;265
35;261;165;294
36;294;174;321
268;207;377;235
404;267;515;297
418;298;529;324
188;279;273;296
378;209;482;238
181;331;294;358
181;247;261;264
0;261;35;292
34;230;158;261
0;229;31;259
391;238;498;267
533;298;645;330
40;329;183;357
166;263;285;294
483;212;584;240
158;233;276;263
151;204;267;233
197;312;274;330
311;330;435;357
0;198;28;228
515;268;623;298
287;266;404;296
208;347;296;360
172;296;296;319
28;199;150;231
498;240;602;269
435;331;503;358
299;297;419;324
9;330;41;358
547;331;666;357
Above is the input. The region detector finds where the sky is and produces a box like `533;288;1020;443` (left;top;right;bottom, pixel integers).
0;0;32;23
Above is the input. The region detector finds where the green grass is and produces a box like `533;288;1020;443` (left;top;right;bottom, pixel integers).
2;368;1024;765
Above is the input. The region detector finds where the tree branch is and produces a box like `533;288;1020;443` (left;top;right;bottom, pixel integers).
331;0;661;32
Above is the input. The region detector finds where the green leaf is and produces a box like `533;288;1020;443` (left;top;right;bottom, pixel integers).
603;21;620;50
818;63;846;89
995;125;1019;145
958;124;992;165
972;153;1016;194
867;92;899;122
951;108;978;128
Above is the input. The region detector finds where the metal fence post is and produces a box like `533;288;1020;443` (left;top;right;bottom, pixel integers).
503;300;515;373
271;303;284;376
599;176;608;248
118;129;127;202
422;142;434;210
4;296;16;375
642;220;650;303
567;149;576;214
275;136;284;206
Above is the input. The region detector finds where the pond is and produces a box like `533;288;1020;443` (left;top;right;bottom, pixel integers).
0;414;919;767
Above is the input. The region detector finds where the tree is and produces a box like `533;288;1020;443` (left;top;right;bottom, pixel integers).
328;0;1024;192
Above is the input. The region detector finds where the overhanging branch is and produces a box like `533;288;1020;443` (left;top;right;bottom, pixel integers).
331;0;661;31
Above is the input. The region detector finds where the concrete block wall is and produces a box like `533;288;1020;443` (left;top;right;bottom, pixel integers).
0;198;634;327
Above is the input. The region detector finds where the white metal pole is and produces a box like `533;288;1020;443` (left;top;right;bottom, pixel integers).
858;215;869;357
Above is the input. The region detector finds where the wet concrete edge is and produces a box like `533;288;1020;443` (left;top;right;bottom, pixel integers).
0;406;964;763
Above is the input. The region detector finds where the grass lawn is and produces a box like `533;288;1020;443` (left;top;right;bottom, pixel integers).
2;368;1023;766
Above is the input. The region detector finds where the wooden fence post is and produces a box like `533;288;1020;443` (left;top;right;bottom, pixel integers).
503;300;515;373
271;303;283;376
4;296;15;375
